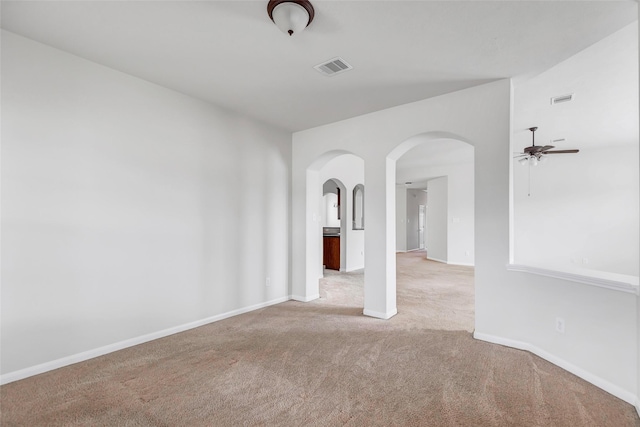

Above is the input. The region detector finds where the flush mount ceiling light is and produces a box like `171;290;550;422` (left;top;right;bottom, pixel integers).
267;0;314;36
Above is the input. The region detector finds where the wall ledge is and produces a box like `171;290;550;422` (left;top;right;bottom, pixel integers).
474;332;637;406
0;296;291;386
507;264;639;295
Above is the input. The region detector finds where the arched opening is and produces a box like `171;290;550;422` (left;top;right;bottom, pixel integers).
321;178;347;271
395;138;474;265
386;132;476;328
297;150;365;303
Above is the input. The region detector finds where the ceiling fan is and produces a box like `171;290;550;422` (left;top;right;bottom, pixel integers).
515;127;579;166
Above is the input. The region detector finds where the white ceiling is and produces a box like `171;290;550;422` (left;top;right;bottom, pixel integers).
1;1;637;132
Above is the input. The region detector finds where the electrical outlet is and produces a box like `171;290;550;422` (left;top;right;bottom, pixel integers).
555;317;565;334
582;258;589;265
266;277;271;287
465;250;470;256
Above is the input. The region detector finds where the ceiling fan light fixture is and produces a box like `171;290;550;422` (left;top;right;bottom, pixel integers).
518;157;529;166
267;0;314;36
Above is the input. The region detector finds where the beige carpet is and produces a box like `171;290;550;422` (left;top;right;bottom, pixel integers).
2;251;638;426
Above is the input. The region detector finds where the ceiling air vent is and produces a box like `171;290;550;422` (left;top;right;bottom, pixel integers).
314;57;353;77
551;93;574;105
551;138;566;144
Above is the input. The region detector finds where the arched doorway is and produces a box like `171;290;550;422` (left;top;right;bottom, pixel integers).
394;137;475;265
391;135;476;330
292;150;364;303
381;132;475;318
321;178;346;271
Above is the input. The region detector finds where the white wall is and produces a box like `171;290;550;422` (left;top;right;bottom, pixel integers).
493;23;639;401
513;22;639;277
478;21;638;403
1;31;291;377
406;189;427;251
514;145;638;275
395;185;407;252
397;160;475;265
318;154;365;272
426;178;448;262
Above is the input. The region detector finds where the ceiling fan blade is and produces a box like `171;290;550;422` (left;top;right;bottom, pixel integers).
540;145;555;151
513;154;528;158
545;149;579;154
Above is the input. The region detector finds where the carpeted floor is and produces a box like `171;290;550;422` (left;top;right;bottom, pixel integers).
1;251;638;426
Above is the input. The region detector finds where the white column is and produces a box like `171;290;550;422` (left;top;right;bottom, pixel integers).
363;156;397;319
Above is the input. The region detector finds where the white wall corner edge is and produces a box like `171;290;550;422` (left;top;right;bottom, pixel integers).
636;399;640;419
0;296;291;386
291;294;320;302
363;308;398;320
473;331;637;406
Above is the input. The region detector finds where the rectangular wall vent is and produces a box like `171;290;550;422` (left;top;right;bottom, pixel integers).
551;93;574;105
314;57;353;77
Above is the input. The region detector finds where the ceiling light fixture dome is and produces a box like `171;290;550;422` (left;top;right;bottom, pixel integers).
267;0;314;36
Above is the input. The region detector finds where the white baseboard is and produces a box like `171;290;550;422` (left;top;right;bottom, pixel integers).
473;332;637;405
291;293;320;302
426;256;473;267
0;296;290;385
363;307;398;320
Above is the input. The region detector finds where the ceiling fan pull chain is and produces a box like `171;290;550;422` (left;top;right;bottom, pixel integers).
528;162;531;197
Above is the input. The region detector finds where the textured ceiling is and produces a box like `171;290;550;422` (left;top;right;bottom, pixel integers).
1;1;637;132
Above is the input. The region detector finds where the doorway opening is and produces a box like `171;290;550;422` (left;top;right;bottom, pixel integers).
391;134;475;330
298;151;365;305
322;178;345;271
419;204;426;250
